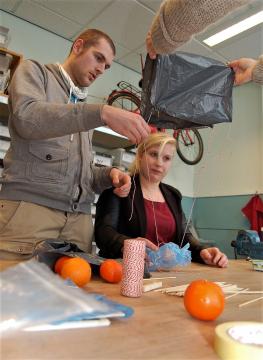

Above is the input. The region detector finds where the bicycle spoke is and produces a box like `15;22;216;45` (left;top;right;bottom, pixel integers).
115;97;135;111
108;92;141;114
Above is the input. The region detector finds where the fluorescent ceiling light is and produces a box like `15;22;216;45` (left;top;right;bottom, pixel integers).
203;10;263;46
96;126;127;139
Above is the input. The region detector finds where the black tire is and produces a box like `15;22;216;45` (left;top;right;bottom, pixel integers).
176;129;204;165
107;91;141;113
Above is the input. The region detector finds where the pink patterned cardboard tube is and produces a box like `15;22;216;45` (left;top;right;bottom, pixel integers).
121;238;146;298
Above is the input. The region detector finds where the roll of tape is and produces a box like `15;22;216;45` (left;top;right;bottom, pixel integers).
214;321;263;360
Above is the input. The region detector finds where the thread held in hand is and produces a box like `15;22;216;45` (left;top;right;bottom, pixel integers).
121;239;146;298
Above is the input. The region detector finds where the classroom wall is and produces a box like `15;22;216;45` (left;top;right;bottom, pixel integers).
191;83;262;258
193;83;262;197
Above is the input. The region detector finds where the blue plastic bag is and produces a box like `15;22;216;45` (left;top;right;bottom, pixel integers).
146;242;191;271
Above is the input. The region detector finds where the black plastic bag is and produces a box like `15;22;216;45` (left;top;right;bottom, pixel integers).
141;52;234;129
34;239;104;274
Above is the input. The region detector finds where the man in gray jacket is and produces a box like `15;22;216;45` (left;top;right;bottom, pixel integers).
0;28;150;259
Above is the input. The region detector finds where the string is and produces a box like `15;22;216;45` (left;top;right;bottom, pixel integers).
128;109;162;249
143;141;162;248
179;127;214;248
128;173;137;221
179;198;197;248
129;109;153;222
179;122;233;248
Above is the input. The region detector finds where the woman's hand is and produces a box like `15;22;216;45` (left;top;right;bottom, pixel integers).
121;237;158;255
135;237;158;263
137;237;158;251
200;247;228;268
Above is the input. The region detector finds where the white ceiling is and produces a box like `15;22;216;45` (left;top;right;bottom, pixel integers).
1;0;262;74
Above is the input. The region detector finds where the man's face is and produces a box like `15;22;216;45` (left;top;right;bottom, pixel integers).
71;38;114;87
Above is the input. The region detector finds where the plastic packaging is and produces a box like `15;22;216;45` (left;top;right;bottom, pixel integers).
146;242;191;271
141;52;234;129
0;259;133;335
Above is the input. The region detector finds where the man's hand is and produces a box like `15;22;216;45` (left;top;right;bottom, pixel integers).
228;58;258;85
200;247;228;268
146;31;157;59
110;168;131;198
101;105;150;144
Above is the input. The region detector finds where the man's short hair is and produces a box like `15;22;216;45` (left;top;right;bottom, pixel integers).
70;29;116;55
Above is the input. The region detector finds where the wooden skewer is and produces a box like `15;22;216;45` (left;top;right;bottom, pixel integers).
238;296;263;308
154;284;188;293
225;290;263;295
143;276;177;281
225;288;249;299
166;291;184;297
143;281;163;292
151;281;263;300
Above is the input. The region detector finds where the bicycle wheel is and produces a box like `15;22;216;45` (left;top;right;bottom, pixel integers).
176;129;204;165
107;91;141;113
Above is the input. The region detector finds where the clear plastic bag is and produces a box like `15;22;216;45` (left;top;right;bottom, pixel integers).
146;242;191;271
0;259;130;335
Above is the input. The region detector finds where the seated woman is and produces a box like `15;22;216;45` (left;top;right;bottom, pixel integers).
95;132;228;268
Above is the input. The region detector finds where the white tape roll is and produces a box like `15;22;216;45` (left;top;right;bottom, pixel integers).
214;321;263;360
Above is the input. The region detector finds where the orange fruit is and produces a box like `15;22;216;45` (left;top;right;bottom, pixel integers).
61;257;92;287
100;259;123;283
54;256;71;275
184;279;225;321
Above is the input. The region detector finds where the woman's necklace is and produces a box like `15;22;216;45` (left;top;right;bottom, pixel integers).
140;175;162;247
142;188;165;202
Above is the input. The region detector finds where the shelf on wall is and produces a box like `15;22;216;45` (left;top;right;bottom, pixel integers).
0;47;23;87
0;47;23;122
0;94;8;121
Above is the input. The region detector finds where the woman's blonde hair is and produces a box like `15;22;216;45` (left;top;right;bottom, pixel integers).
129;132;176;175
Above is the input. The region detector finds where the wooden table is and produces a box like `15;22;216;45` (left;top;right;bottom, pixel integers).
1;260;263;359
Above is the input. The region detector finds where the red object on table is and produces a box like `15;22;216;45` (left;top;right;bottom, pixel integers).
241;195;263;239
